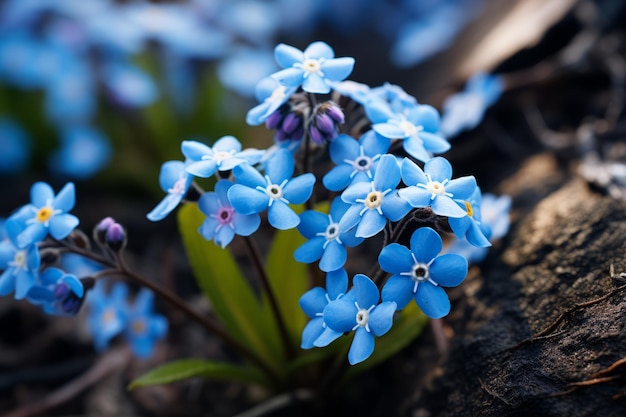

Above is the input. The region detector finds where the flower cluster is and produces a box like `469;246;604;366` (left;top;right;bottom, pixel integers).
147;40;511;365
0;183;168;358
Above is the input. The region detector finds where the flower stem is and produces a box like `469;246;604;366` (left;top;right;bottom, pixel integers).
242;236;296;360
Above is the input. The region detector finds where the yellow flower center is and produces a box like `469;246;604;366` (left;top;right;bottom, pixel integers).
36;206;54;223
132;319;147;335
464;201;474;217
364;191;383;209
302;58;321;74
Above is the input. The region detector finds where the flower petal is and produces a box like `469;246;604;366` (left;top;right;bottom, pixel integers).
369;301;396;336
232;212;261;236
319;241;347;272
49;214;80;240
353;274;379;309
304;41;334;59
301;317;325;349
446;176;477;201
400;158;428;185
430;254;468;287
431;196;468;218
321;57;355;82
324;298;356;332
283;173;315;204
227;185;268;215
381;275;414;309
415;283;450;319
410;227;442;262
348;326;375;365
313;325;343;348
265;149;294;183
326;268;348;300
355;209;386;238
274;43;304;68
424;157;452;182
31;182;54;208
299;287;327;317
373;154;400;191
378;243;414;274
268;201;299;230
53;182;76;212
294;238;325;264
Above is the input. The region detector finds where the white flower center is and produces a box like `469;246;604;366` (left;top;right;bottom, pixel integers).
268;85;286;102
411;262;430;282
301;58;321;74
398;120;421;137
352;302;376;332
324;223;340;241
10;250;28;271
418;174;453;200
212;150;234;163
364;190;383;209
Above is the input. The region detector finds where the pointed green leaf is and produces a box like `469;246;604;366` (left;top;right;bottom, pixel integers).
128;359;268;389
265;226;308;346
177;203;284;374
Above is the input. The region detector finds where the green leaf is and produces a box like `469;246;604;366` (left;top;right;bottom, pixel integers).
344;302;428;378
128;359;268;389
265;225;308;346
177;204;284;374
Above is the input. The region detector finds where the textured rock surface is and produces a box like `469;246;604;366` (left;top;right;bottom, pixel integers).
412;153;626;416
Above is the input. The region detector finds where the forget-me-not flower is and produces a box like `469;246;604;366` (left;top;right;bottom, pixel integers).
87;281;128;352
271;41;355;94
367;100;450;163
198;180;261;248
398;156;476;218
294;198;363;272
0;222;40;299
339;154;411;238
246;76;297;126
147;160;193;221
227;149;315;230
440;72;503;138
27;267;85;316
448;186;491;248
299;268;348;349
379;227;468;319
7;181;80;248
49;126;112;179
318;274;396;365
124;288;168;358
182;136;264;178
323;130;390;192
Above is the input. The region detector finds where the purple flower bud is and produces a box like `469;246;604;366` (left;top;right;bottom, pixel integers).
316;113;336;135
106;222;126;252
309;126;325;145
94;217;116;244
265;110;284;130
326;104;345;124
282;112;302;135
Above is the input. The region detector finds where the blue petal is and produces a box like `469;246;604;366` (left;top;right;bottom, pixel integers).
415;283;450;319
17;224;47;248
431;196;468;218
199;218;219;241
232;213;261;236
321;57;355;82
424;157;453;182
304;41;334;59
15;269;35;299
466;222;491;248
402;137;432;163
185;160;218;178
373;154;400;191
409;104;440;132
301;317;325;349
420;131;450;154
369;301;396;336
0;270;15;296
348;326;375;365
364;100;395;124
361;130;390;156
326;269;348;300
198;192;221;217
313;326;343;348
147;194;183;221
401;158;428;186
299;287;327;317
410;227;442;263
181;140;212;161
353;274;379;309
213;135;241;153
297;210;327;238
381;276;414;309
268;201;299;230
31;182;54;208
319;241;346;272
294;238;325;263
227;185;268;215
274;43;304;68
283;173;315;204
430;254;468;287
373;122;406;139
381;192;411;221
323;298;356;332
158;160;187;191
48;214;80;240
271;67;304;89
446;176;477;201
265;149;294;183
53;182;76;213
302;72;330;94
329;134;358;164
232;163;265;188
63;274;84;297
378;243;413;275
324;165;354;191
355;209;386;238
341;181;370;204
398;186;432;208
215;227;236;248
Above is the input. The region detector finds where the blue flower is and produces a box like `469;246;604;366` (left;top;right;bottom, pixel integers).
49;126;112;179
448;186;491;248
379;227;468;319
87;281;128;352
319;274;396;365
27;267;85;316
44;60;96;124
59;253;103;278
367;100;449;163
101;58;158;108
147;160;193;222
246;77;297;126
218;48;279;99
323;130;390;192
7;181;80;248
398;157;476;218
299;269;348;349
339;154;411;238
440;72;503;138
271;41;355;94
294;198;363;272
0;117;30;174
227;149;315;230
0;223;40;299
124;288;168;359
182;136;264;178
198;180;261;248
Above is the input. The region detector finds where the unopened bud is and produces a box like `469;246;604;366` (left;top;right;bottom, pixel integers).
308;102;344;145
94;217;116;245
105;222;126;252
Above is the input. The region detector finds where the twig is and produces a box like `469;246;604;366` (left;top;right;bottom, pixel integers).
4;345;132;417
